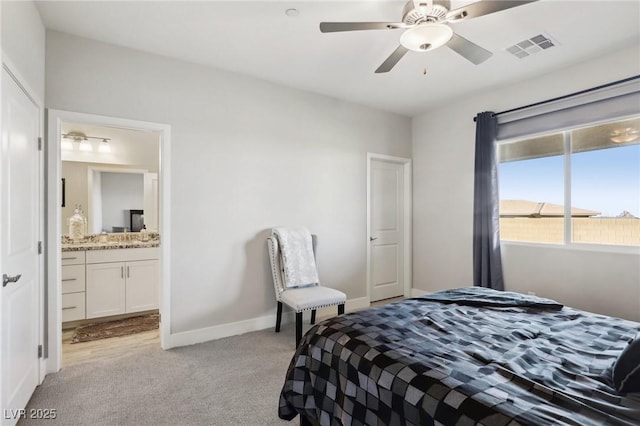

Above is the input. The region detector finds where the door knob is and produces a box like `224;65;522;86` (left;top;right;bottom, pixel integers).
3;273;22;287
369;237;378;241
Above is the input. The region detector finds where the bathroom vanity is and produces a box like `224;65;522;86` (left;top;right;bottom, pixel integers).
61;233;160;322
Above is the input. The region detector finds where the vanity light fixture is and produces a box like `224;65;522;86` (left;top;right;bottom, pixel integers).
62;131;112;153
78;139;93;152
98;138;111;153
61;138;74;151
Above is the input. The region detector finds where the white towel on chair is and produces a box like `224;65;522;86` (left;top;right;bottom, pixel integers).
272;227;319;288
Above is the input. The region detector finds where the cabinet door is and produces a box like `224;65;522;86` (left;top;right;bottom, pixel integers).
86;262;126;318
125;260;159;313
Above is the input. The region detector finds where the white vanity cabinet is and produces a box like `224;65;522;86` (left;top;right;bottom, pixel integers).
61;251;87;322
85;247;159;319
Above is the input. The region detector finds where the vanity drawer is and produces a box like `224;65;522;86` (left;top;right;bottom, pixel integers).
62;292;86;322
62;251;86;266
62;264;86;294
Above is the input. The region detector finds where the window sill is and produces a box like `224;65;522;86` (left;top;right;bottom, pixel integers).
501;240;640;255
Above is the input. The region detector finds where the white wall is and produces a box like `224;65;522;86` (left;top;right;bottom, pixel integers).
412;45;640;322
1;1;45;101
502;244;640;321
45;31;412;333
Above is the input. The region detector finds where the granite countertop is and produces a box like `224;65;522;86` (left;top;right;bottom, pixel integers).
61;232;160;252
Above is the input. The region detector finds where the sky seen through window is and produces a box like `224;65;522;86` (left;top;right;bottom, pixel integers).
499;143;640;218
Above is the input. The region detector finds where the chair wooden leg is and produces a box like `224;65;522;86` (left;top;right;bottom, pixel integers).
310;309;316;325
295;312;303;347
338;303;345;315
275;302;283;332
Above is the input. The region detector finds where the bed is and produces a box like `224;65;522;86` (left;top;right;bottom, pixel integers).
278;287;640;425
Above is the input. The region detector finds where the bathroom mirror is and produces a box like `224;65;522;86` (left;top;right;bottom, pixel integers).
87;167;158;233
61;162;159;233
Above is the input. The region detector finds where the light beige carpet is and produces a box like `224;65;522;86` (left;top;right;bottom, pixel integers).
22;328;298;425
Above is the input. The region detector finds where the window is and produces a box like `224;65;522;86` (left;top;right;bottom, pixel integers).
498;116;640;247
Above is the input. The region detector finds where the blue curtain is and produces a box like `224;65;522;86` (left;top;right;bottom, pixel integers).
473;112;504;290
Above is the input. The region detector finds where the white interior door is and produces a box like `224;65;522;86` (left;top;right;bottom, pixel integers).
1;68;41;424
369;159;404;302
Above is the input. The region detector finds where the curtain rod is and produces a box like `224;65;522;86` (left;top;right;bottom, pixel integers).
473;74;640;122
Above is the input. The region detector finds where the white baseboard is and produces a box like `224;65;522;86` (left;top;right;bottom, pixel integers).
164;296;370;349
347;296;371;312
164;312;285;349
411;288;429;297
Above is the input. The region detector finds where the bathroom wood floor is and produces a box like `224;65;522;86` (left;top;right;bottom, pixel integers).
62;328;160;367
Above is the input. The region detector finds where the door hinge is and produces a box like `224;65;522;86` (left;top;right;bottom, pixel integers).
38;241;43;254
38;137;43;151
38;345;43;358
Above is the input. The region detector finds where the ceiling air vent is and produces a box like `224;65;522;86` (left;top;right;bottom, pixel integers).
506;34;556;59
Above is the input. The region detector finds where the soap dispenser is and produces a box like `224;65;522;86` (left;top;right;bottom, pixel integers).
68;205;85;241
140;224;149;242
79;205;88;236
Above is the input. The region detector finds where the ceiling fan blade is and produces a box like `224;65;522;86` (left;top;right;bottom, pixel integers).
447;33;492;65
320;22;407;33
375;45;409;74
447;0;537;21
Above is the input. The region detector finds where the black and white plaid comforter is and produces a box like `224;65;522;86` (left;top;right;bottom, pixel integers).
278;287;640;425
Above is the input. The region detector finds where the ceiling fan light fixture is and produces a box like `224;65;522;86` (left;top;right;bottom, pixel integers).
610;128;639;144
400;23;453;52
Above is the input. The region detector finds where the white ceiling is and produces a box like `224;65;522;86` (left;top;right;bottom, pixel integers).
35;1;640;117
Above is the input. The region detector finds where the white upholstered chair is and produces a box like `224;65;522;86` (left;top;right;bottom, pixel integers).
267;233;346;346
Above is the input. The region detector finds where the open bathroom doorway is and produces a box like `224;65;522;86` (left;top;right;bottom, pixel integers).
46;110;171;372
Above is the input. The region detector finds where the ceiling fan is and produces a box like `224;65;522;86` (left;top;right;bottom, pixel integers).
320;0;537;73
